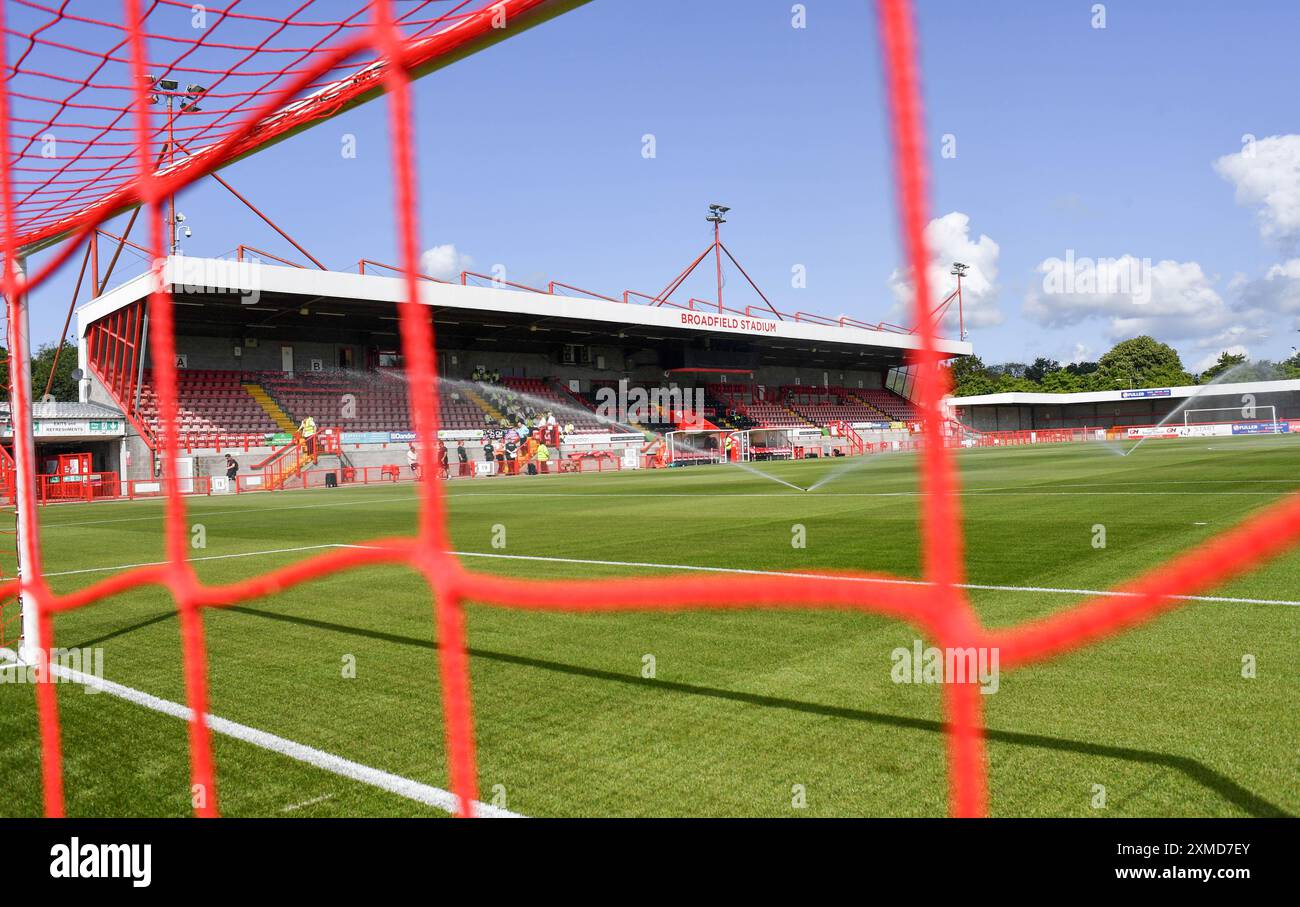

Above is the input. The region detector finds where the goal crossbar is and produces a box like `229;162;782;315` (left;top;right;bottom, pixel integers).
1183;405;1279;428
663;428;799;466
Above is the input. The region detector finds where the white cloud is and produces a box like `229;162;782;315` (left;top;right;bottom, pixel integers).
1012;137;1300;365
1019;250;1284;363
1213;134;1300;245
1192;344;1248;373
420;243;473;281
887;211;1003;330
1021;254;1286;365
1024;255;1228;340
1238;258;1300;317
1066;341;1092;365
1184;324;1273;366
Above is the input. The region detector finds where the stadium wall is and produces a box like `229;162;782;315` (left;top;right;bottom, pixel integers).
954;385;1300;431
160;336;365;374
147;335;891;393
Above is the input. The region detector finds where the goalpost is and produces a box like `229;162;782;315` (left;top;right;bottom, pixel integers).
2;259;41;668
665;429;742;465
664;428;801;465
1183;405;1281;432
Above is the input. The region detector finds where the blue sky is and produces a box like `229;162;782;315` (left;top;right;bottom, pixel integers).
24;0;1300;371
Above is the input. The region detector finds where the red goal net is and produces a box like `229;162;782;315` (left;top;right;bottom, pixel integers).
4;0;1300;818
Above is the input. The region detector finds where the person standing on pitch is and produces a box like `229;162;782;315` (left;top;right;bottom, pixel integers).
457;439;469;477
406;442;419;477
438;441;450;479
504;436;519;475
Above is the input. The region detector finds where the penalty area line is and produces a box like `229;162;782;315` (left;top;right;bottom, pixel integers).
48;540;1300;602
41;542;1300;607
42;544;345;578
432;549;1300;609
0;650;521;818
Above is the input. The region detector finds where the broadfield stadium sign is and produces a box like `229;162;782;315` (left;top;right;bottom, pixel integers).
677;312;780;334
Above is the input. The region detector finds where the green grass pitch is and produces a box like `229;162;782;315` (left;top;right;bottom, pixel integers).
1;435;1297;817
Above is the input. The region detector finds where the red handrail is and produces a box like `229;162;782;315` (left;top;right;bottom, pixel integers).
459;271;548;294
237;244;306;269
548;281;621;303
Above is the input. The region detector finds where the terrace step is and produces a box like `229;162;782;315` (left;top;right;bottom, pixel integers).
844;391;893;421
244;383;297;433
460;385;503;423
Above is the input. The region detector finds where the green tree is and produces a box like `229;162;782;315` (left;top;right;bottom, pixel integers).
1199;350;1247;383
1040;368;1085;393
1024;357;1061;384
987;361;1028;380
947;355;998;396
1236;359;1290;381
1092;336;1193;390
34;341;79;402
991;373;1038;392
0;341;79;403
1282;350;1300;380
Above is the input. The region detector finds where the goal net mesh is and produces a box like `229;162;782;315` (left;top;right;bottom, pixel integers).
1183;406;1280;429
665;429;731;466
5;0;1300;819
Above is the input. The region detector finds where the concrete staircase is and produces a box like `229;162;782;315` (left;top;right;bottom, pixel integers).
244;383;296;433
461;385;504;423
846;391;893;421
782;402;816;426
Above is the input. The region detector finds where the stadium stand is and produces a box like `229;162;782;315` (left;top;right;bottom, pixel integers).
135;369;279;444
698;383;919;428
133;368;503;441
704;382;755;405
261;371;407;432
856;388;919;421
784;386;897;426
494;377;604;430
741;402;812;428
128;366;923;444
261;370;496;432
585;379;675;433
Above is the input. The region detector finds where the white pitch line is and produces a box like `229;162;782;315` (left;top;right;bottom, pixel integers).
32;479;1300;527
998;479;1300;487
38;490;418;530
441;550;1300;608
0;650;521;818
42;545;344;578
40;542;1300;608
445;490;1292;498
280;793;335;813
